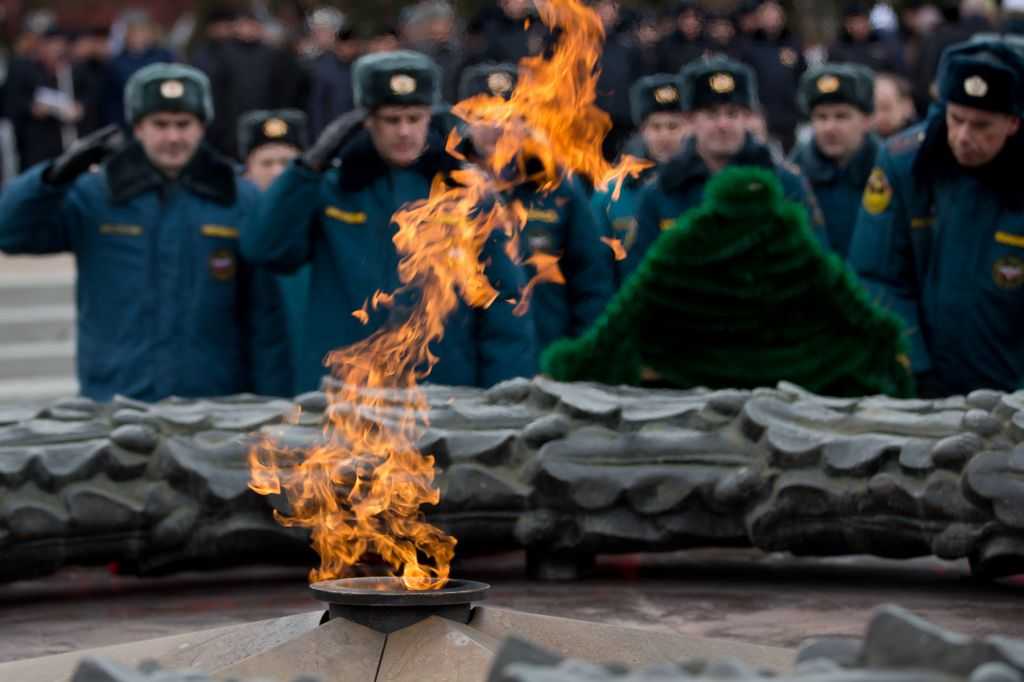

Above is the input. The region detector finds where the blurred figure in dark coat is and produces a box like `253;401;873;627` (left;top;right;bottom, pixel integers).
828;1;906;74
738;0;806;152
656;0;706;73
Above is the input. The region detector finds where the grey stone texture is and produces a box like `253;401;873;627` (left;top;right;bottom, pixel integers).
2;377;1024;581
487;606;1024;682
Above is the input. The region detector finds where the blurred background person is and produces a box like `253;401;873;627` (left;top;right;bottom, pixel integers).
465;0;546;66
657;0;706;73
102;10;174;128
873;71;917;137
70;28;110;137
5;26;83;170
400;1;462;103
592;0;641;159
739;0;806;152
828;2;906;74
915;0;998;112
304;7;357;137
198;9;305;159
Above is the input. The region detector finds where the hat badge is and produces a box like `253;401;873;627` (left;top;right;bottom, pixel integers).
390;73;417;96
262;118;289;138
709;73;736;94
654;85;679;104
486;71;514;96
964;75;988;98
160;80;185;99
816;75;840;94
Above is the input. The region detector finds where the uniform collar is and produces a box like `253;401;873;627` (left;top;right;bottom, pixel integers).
336;129;456;193
793;133;879;187
659;134;775;192
105;141;237;205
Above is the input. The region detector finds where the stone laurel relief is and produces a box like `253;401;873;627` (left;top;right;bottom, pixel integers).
1;377;1023;582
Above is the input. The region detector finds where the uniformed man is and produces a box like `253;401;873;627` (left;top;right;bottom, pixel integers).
238;109;311;395
790;63;880;258
0;63;291;402
849;38;1024;396
242;51;536;392
630;57;828;274
239;109;308;190
592;73;689;285
457;62;614;357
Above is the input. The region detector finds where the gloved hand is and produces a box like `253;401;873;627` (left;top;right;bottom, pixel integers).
300;108;367;172
43;125;124;185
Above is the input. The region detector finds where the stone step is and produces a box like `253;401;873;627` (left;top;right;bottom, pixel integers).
0;304;76;344
0;279;74;308
0;340;75;381
0;376;78;403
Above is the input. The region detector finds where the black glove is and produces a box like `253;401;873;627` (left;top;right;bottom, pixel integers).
43;125;124;185
300;108;367;172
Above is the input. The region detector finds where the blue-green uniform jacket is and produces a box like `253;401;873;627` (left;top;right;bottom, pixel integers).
849;115;1024;394
513;176;614;354
0;143;292;402
631;135;830;271
241;130;537;393
789;133;881;259
590;136;659;287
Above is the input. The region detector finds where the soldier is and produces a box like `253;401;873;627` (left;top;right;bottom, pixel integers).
849;38;1024;396
630;57;828;273
238;109;311;395
457;63;614;357
0;63;291;402
592;73;689;285
242;51;536;392
790;63;881;259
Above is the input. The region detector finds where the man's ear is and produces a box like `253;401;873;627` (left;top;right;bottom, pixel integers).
1008;116;1021;136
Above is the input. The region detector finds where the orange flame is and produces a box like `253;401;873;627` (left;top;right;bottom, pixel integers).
249;0;647;591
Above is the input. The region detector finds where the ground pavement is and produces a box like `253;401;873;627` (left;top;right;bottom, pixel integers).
0;549;1020;667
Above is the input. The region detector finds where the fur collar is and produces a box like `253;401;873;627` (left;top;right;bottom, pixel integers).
336;129;458;193
105;141;237;205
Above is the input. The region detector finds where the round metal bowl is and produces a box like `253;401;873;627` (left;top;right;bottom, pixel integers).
309;577;490;633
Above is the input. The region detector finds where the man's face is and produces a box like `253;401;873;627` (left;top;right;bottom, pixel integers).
366;105;432;167
872;77;914;137
758;1;786;35
844;14;871;42
678;9;702;39
694;104;748;160
641;112;690;163
133;112;205;176
945;102;1020;168
124;23;155;53
469;123;502;161
811;103;869;162
500;0;531;20
595;1;619;31
311;25;338;52
245;143;300;191
234;17;265;43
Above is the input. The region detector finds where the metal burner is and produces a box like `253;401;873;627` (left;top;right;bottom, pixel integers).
310;577;490;633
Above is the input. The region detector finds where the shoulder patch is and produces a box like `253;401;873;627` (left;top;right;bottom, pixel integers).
862;167;893;215
886;129;925;155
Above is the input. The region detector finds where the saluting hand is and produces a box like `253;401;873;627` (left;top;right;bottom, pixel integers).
300;108;367;172
44;125;125;185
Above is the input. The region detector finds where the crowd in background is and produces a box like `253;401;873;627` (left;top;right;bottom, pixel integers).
0;0;1020;178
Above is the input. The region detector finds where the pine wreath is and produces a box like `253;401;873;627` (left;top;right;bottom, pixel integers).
541;166;915;397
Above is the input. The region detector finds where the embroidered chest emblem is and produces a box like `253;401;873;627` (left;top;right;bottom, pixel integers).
993;256;1024;289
